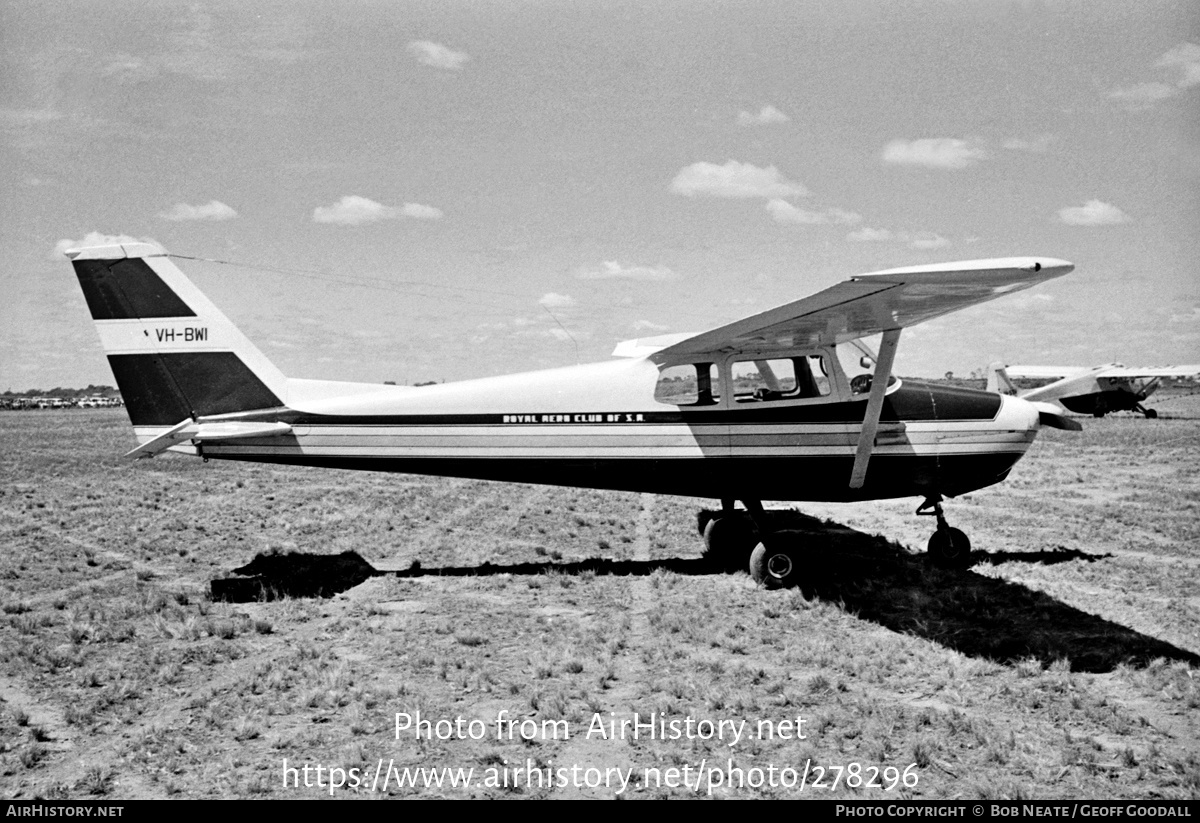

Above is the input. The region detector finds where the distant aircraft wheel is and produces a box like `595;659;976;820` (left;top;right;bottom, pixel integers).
702;515;759;572
927;527;972;569
1144;408;1158;419
748;533;803;589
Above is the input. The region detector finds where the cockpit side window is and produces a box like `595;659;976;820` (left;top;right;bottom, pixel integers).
654;363;722;406
836;339;898;396
731;356;832;403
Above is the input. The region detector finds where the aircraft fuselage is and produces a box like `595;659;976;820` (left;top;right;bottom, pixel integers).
1057;378;1157;417
150;361;1040;503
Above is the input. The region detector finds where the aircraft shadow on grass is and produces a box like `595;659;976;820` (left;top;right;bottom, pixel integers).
974;546;1114;566
211;511;1196;674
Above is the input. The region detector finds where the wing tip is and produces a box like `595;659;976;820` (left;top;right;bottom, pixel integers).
857;257;1074;282
64;242;165;261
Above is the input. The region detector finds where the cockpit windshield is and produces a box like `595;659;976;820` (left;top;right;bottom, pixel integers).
836;336;898;396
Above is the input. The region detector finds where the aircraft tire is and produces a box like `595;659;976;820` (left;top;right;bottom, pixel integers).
748;532;803;589
1144;408;1158;419
702;515;759;573
927;527;972;569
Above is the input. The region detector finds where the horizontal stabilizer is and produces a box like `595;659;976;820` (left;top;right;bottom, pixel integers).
1030;402;1083;431
125;419;293;459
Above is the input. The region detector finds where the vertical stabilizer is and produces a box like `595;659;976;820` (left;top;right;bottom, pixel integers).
67;243;287;427
986;361;1017;396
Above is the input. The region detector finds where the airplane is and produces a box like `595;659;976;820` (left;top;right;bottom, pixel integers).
987;363;1199;419
66;242;1079;586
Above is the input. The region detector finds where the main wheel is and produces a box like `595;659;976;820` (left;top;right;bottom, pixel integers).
748;533;803;589
702;515;759;572
927;527;972;569
1144;408;1158;419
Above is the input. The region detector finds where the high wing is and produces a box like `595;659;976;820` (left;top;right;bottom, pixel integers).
644;257;1073;359
611;256;1073;491
1087;365;1198;379
1003;364;1113;380
1006;364;1200;379
1004;363;1200;404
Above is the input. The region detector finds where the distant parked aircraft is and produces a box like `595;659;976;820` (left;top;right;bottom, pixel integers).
68;241;1077;582
988;363;1200;419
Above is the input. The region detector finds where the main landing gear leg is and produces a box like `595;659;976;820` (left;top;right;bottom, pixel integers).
699;498;758;572
743;499;805;589
1134;403;1158;419
917;495;972;569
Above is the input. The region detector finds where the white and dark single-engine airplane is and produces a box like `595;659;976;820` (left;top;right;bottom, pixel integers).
987;362;1199;419
67;242;1079;586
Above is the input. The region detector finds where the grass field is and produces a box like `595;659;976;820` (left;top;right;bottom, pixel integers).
1;401;1197;799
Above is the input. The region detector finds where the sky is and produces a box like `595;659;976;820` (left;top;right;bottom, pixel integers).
2;0;1198;391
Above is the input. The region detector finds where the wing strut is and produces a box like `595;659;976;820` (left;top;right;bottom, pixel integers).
849;328;901;490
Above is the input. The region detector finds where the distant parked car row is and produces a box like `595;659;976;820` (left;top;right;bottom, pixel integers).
0;396;123;410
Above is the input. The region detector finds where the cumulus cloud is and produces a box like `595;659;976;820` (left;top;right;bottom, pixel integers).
846;227;950;249
846;227;894;243
0;107;64;125
909;233;951;250
51;232;164;260
312;196;444;225
538;292;576;309
766;199;861;225
1168;306;1200;325
881;138;987;169
632;320;669;332
1108;82;1177;105
408;40;469;71
737;105;790;126
1110;42;1200;105
158;200;238;222
399;203;445;220
576;261;680;282
1056;200;1131;226
1157;42;1200;88
1002;134;1055;153
670;160;807;199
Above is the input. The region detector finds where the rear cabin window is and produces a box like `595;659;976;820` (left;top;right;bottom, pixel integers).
655;363;721;406
732;356;831;403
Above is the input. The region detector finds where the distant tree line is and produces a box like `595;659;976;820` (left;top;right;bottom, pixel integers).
1;385;123;410
2;384;120;399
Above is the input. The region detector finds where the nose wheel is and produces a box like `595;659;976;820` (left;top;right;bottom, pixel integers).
918;496;972;569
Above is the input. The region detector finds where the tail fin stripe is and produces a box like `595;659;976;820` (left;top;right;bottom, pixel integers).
74;259;196;320
108;353;283;426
